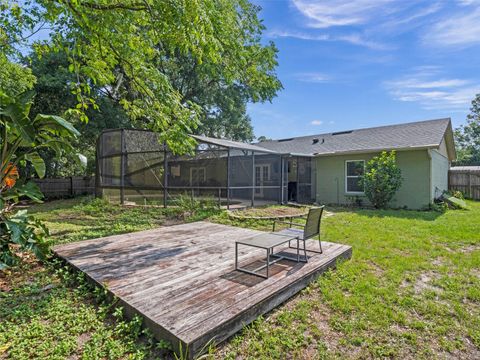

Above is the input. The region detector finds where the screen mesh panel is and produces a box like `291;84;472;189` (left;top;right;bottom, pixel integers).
97;129;298;207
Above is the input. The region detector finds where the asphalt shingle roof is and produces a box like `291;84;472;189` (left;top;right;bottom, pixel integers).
255;118;452;157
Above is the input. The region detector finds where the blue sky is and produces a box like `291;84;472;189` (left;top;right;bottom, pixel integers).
248;0;480;139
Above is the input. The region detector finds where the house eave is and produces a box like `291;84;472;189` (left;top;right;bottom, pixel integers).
312;145;439;157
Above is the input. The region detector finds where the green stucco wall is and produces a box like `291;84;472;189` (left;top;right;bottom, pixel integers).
314;150;432;209
430;149;449;200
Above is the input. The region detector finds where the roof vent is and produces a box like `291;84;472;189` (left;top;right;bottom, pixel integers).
332;130;353;136
277;138;294;142
312;138;325;145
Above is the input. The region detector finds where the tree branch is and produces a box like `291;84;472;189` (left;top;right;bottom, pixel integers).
75;1;147;11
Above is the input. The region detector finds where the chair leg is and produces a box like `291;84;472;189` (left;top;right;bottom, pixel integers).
303;237;323;254
303;240;308;262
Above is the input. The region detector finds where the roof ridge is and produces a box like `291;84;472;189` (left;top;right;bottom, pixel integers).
257;118;451;143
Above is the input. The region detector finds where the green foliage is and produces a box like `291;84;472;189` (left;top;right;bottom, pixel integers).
455;93;480;165
173;193;220;220
0;89;79;268
428;201;448;213
361;151;403;209
2;0;281;153
345;195;363;208
0;257;160;359
0;54;36;97
0;209;49;269
27;50;131;176
3;197;480;358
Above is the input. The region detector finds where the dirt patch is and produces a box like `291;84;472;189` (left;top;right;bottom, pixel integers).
159;218;184;227
413;272;443;295
460;244;480;253
68;333;92;360
367;261;384;276
431;258;445;267
400;271;444;295
471;269;480;279
445;337;480;360
230;205;310;219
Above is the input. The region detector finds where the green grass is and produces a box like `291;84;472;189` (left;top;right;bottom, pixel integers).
215;203;480;359
1;197;480;359
0;197;218;360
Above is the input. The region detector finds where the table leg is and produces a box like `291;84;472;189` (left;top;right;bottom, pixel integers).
304;240;308;262
297;238;300;262
266;248;270;278
235;242;238;270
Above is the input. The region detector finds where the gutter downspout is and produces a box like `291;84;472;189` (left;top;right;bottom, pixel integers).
428;149;433;203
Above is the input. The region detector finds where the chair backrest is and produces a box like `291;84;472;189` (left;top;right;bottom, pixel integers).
303;206;325;240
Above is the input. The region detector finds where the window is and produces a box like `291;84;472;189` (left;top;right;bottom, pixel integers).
345;160;364;193
190;167;206;185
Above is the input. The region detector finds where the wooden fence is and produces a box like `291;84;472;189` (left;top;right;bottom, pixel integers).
32;176;96;199
448;168;480;200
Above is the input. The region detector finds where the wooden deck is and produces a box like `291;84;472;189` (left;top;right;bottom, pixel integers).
53;222;352;356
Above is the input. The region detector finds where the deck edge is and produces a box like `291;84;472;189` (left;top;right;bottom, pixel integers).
188;245;353;355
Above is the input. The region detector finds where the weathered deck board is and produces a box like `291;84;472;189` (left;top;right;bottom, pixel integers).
53;221;352;356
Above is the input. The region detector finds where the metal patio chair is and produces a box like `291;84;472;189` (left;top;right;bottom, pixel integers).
272;206;325;262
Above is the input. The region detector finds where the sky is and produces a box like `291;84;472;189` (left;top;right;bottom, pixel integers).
248;0;480;139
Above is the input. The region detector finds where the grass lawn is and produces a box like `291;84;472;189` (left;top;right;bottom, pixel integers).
1;197;479;359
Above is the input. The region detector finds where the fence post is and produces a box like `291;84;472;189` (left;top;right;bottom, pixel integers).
120;129;125;205
70;176;74;197
251;152;255;207
226;149;230;210
468;173;472;198
163;147;168;208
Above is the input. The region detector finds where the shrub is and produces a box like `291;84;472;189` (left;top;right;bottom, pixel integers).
1;90;79;268
361;151;402;209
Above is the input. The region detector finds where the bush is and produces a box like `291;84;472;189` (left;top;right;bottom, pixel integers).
361;151;402;209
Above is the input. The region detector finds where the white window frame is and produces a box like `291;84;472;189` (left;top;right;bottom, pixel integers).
190;166;206;185
345;160;365;194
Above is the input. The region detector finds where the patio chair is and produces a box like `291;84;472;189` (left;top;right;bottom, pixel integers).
272;206;325;261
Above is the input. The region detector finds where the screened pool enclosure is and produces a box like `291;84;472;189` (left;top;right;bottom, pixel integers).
96;129;314;208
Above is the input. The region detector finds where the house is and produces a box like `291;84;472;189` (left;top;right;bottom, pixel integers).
96;118;455;210
253;118;456;209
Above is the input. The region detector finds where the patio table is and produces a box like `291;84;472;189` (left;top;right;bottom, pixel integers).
235;232;303;278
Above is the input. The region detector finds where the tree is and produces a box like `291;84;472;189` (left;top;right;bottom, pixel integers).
0;54;36;97
27;50;131;176
256;135;271;142
0;89;80;268
361;151;402;209
2;1;281;152
455;94;480;166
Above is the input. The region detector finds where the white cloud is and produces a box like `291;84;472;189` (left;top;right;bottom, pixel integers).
295;72;330;83
424;7;480;46
267;29;389;50
311;120;324;126
291;0;395;29
456;0;480;6
385;67;479;110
